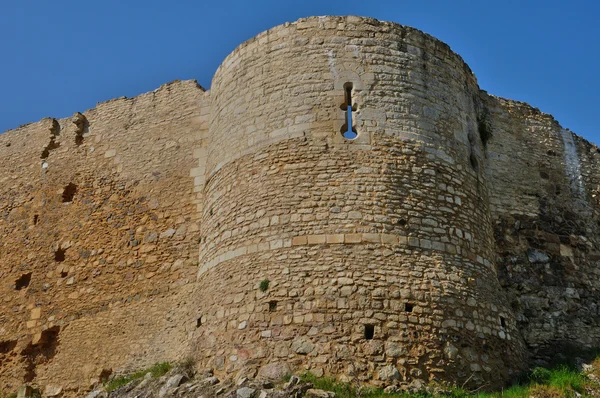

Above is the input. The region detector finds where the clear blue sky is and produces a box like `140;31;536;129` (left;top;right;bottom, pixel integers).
1;1;598;143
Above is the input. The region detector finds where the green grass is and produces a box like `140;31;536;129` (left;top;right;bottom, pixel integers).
474;384;530;398
301;354;600;398
104;362;172;393
259;279;270;292
301;373;438;398
536;365;586;393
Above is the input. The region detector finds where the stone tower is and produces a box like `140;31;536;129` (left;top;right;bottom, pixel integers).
192;16;527;388
3;14;600;395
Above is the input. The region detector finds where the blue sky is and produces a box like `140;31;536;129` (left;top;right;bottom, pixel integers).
1;1;598;143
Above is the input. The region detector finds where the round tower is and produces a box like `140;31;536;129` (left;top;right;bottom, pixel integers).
193;16;526;389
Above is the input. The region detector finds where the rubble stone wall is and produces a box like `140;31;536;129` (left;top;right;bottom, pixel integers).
484;95;600;357
0;80;208;393
0;14;599;396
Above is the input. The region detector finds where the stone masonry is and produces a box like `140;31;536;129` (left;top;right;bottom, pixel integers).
0;15;599;395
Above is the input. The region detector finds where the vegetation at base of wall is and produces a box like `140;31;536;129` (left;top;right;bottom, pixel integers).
104;362;172;393
301;354;600;398
259;279;270;292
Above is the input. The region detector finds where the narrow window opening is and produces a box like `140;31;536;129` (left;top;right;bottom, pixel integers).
15;273;32;290
405;302;414;312
500;316;506;328
62;183;77;203
344;84;352;108
33;214;39;225
364;324;375;340
196;317;202;328
54;248;66;262
340;83;358;140
269;301;277;312
397;219;407;227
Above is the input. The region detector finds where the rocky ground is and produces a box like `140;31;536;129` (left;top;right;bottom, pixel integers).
85;370;333;398
11;353;600;397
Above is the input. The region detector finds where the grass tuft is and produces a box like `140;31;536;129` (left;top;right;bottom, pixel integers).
259;279;270;292
104;362;171;393
299;350;600;398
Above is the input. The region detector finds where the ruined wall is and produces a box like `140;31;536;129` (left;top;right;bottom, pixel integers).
1;14;599;396
0;80;208;394
484;95;600;358
192;16;526;390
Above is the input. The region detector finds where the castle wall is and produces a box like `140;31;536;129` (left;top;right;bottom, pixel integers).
484;95;600;357
193;16;526;389
0;80;208;393
0;14;598;396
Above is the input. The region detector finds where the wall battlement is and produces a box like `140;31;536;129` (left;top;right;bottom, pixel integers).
1;15;599;395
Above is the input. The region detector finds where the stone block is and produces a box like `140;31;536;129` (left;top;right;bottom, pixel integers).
258;361;291;381
381;234;399;245
362;233;380;243
307;235;326;245
344;234;362;244
30;307;41;320
326;234;344;244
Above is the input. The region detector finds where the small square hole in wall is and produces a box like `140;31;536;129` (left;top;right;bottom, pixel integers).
62;183;77;203
500;316;506;328
405;303;414;312
54;248;66;262
268;301;277;312
364;324;375;340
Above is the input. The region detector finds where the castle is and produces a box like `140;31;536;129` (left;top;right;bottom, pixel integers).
1;15;599;395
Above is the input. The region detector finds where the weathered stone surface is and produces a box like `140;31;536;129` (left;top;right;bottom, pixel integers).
257;362;291;381
384;342;407;358
305;389;335;398
378;365;400;381
291;338;315;355
236;387;256;398
17;386;35;398
84;390;106;398
1;14;600;395
44;384;62;397
527;249;550;263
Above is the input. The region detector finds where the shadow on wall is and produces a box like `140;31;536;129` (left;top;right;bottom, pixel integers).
21;326;60;382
